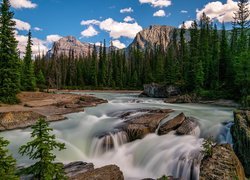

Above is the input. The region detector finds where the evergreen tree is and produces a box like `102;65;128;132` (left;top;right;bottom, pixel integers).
233;0;250;52
219;23;230;86
0;0;21;103
36;70;46;90
19;118;66;180
22;30;36;91
0;137;18;180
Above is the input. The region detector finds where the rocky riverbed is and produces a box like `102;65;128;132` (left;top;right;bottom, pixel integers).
0;92;107;131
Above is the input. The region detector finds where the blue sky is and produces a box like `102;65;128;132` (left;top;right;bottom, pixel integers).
8;0;242;53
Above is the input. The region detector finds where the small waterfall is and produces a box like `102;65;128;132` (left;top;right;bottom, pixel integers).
90;131;129;157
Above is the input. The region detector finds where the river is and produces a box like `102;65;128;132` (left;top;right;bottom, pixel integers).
0;92;234;180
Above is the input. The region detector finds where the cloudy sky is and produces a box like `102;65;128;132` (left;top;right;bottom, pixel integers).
7;0;248;54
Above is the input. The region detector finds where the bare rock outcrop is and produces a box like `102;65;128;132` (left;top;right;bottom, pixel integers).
141;83;180;98
129;25;175;50
158;113;200;136
70;164;124;180
231;110;250;177
200;144;245;180
158;113;186;135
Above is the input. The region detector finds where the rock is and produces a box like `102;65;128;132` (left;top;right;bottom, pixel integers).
123;109;172;140
96;109;172;148
200;144;245;180
165;94;200;103
64;161;94;178
129;25;175;51
176;117;200;136
158;113;186;135
142;83;180;98
231;110;250;177
70;165;124;180
0;111;45;131
49;36;94;59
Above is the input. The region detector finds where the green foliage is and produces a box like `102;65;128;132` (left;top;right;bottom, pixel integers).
0;0;21;104
19;118;66;180
22;30;36;91
201;137;214;158
36;70;46;90
0;137;18;180
33;3;249;107
157;175;169;180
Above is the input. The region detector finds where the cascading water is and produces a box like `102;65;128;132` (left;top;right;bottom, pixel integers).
0;92;234;179
90;131;129;157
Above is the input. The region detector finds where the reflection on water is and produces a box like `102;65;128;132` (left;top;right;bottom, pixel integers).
0;92;234;179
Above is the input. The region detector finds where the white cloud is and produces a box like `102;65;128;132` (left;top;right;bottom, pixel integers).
153;10;166;17
10;0;37;9
178;20;193;29
196;0;250;23
100;18;143;39
15;33;48;57
139;0;171;8
34;27;43;31
124;16;135;22
120;7;134;13
13;19;31;31
111;40;126;49
181;10;188;13
81;25;99;37
80;19;101;26
46;34;63;43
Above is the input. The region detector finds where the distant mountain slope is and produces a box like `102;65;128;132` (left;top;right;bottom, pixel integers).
47;25;181;58
48;36;93;58
128;25;175;50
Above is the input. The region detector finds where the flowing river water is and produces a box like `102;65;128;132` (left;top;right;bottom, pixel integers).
0;92;234;180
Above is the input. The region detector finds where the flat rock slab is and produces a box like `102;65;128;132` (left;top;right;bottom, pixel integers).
0;92;107;131
200;144;245;180
0;111;45;131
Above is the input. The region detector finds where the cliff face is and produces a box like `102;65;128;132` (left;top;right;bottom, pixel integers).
231;110;250;177
129;25;175;50
48;25;178;58
200;144;245;180
49;36;93;58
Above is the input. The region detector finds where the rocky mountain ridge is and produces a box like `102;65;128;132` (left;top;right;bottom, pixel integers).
48;25;177;58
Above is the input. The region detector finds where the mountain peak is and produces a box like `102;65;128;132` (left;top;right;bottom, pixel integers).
129;25;175;50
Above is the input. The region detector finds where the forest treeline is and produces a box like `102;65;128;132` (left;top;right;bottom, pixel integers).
35;2;250;106
0;0;249;106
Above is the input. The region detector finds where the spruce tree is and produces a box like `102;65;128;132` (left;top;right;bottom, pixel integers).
0;0;21;104
22;30;36;91
0;137;18;179
19;118;66;180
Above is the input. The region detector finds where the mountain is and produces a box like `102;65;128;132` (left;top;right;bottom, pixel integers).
128;25;175;50
47;25;177;58
48;36;94;58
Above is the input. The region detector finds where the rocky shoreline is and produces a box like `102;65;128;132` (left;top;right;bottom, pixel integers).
0;92;107;131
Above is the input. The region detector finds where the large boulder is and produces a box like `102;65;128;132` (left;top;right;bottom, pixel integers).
141;83;180;98
158;113;200;136
200;144;245;180
175;117;200;136
121;109;172;141
231;110;250;177
158;113;186;135
70;165;124;180
64;161;94;178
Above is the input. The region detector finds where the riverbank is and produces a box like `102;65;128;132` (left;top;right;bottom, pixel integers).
0;92;107;131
